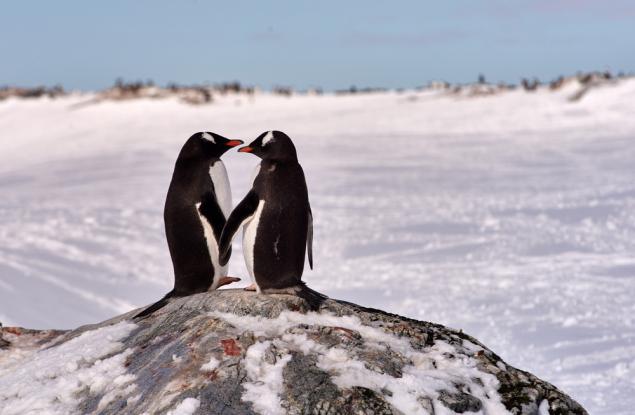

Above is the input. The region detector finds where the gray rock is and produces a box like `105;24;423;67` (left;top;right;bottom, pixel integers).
0;290;588;414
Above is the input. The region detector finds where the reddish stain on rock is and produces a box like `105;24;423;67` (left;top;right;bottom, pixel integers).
221;339;241;356
333;326;357;337
4;327;22;336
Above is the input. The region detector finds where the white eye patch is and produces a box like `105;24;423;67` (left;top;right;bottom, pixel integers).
262;131;274;146
201;132;215;143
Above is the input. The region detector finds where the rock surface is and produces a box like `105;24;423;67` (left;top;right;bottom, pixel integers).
0;290;587;415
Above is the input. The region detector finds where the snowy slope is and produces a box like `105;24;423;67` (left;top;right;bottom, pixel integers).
1;80;635;414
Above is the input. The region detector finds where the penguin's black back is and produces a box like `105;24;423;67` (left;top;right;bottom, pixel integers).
164;156;219;295
252;159;310;290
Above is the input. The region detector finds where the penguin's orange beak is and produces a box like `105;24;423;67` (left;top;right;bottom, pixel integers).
225;140;243;147
238;146;254;153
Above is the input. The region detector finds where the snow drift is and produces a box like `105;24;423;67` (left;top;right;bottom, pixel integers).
1;77;634;414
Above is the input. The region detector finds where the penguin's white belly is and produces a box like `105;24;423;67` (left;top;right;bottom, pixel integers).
242;200;265;290
195;202;227;290
209;160;232;219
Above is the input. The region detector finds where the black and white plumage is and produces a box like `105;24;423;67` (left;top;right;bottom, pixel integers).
219;130;326;310
135;132;242;319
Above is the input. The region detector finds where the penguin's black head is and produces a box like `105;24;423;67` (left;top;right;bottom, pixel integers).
182;132;243;159
238;130;298;161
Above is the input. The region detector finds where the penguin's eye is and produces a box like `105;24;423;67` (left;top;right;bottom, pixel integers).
201;132;216;144
261;131;274;146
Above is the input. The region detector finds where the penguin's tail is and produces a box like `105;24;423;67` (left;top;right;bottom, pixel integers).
133;290;176;320
262;283;328;311
295;283;328;311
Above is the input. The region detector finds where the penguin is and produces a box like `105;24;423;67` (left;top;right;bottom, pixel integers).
134;132;243;319
219;130;326;310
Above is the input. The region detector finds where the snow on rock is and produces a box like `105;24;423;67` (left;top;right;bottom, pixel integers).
200;356;220;372
212;310;509;414
166;397;201;415
0;321;136;415
241;340;292;415
0;290;589;414
539;399;550;415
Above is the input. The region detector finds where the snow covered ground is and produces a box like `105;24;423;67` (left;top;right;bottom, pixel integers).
1;79;634;414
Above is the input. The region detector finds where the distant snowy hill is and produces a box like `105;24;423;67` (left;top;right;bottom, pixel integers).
1;79;634;414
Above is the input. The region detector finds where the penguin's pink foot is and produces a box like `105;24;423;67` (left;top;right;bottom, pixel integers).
243;283;257;292
218;276;241;288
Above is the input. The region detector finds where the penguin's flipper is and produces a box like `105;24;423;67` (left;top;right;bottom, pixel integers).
198;191;227;241
133;290;176;320
307;207;314;270
219;190;260;266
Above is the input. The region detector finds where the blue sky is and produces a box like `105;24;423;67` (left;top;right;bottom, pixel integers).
1;0;634;90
